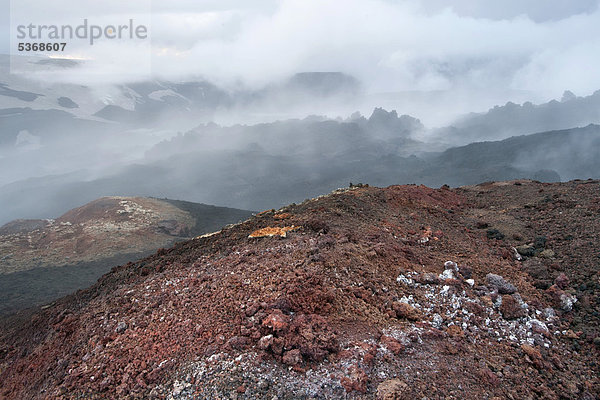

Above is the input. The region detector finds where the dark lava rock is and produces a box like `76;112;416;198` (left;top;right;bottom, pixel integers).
115;322;128;334
554;273;570;290
486;229;505;240
523;258;551;289
534;236;547;249
486;273;517;294
516;245;536;257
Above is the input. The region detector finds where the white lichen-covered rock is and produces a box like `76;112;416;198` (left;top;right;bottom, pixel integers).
512;247;523;261
396;274;414;285
527;319;549;334
444;260;458;270
560;293;577;312
439;269;455;280
432;314;444;329
543;307;556;319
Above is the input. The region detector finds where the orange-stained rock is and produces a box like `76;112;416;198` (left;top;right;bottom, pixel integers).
248;226;299;238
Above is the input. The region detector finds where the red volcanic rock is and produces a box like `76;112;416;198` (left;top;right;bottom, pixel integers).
381;336;404;355
521;344;546;370
282;349;303;366
479;368;500;387
258;335;273;351
227;336;249;350
1;182;600;399
245;302;260;317
282;314;338;362
340;365;369;393
500;295;527;320
545;284;565;303
271;337;285;355
445;325;464;337
262;309;290;332
392;302;421;321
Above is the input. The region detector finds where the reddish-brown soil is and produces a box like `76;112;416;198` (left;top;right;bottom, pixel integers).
0;180;599;399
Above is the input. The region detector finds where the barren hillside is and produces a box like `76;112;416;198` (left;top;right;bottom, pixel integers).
0;181;599;399
0;197;253;316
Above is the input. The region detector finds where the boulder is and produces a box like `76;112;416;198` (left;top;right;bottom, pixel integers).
486;273;517;294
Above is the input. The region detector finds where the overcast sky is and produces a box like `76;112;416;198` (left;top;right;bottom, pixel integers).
2;0;600;99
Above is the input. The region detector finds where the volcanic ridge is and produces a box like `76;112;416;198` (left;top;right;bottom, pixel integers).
1;180;599;399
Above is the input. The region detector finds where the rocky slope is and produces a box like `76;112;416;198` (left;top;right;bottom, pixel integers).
0;197;253;315
0;181;599;399
431;90;600;145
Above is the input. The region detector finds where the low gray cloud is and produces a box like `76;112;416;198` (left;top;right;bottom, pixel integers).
4;0;600;104
417;0;598;22
145;0;600;102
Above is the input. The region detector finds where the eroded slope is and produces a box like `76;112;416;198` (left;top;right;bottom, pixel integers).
0;182;598;399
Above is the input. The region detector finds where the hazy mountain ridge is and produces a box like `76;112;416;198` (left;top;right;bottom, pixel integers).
433;90;600;145
0;56;361;128
1;123;597;226
145;108;424;159
420;124;600;185
0;56;369;191
2;56;600;225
